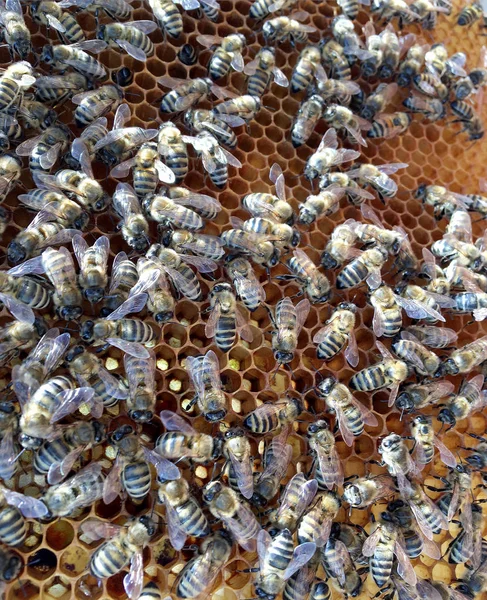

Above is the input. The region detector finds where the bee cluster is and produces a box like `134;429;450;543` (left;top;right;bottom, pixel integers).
0;0;486;599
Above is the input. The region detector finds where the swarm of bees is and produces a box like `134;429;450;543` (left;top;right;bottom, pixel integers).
0;0;484;599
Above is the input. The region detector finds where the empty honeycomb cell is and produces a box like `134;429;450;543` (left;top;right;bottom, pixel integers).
27;549;57;581
221;368;242;392
189;323;210;348
45;521;74;552
7;580;39;600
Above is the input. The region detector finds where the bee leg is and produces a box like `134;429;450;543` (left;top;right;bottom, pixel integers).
236;568;260;573
469;433;487;442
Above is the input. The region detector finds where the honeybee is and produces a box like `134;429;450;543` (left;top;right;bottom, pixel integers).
157;471;209;551
34;420;106;484
221;228;280;269
321;39;351;80
0;61;35;112
0;484;48;546
243;166;294;224
85;515;157;600
100;252;138;317
121;350;156;423
315;377;378;446
361;83;399;121
159;76;224;113
415;183;469;219
270;473;318;534
451;99;484;141
249;0;298;19
395;282;452;323
140;582;163;600
413;72;448;102
263;13;317;45
360;21;384;77
252;428;293;506
465;432;487;471
304;128;361;180
254;528;316;600
144;194;205;233
354;205;410;258
71;235;109;303
206;283;252;352
19;188;89;232
350;341;408;407
448;502;483;567
71;83;122;127
397;42;427;87
410;413;456;471
42;461;105;517
392;331;441;377
291;95;325;147
270;297;310;365
156;410;223;464
395;379;454;414
0;0;31;59
279;249;330;303
197;33;245;79
97;20;157;61
343;474;396;509
40;39;108;80
378;433;419;480
321;221;359;269
221;428;254;500
225;255;264;312
30;0;84;43
16;97;57;131
347;162;407;201
442;334;487;375
203;481;261;551
361;512;416;588
322;535;366;598
110;184;149;253
134;257;175;324
313;303;358;366
80;293;156;358
243;396;303;434
34;72;90;105
437;374;487;429
16;123;70;173
186;350;226;422
175;530;233;599
165;186;222;220
323;104;371;147
290;46;326;93
369;285;402;338
337;245;389;290
297;490;341;548
68;117;108;170
61;0;133;20
244;47;288;97
457;0;484;25
0;547;22;589
0;315;46;367
184;108;238;149
308;420;343;490
368;112;411;139
0;151;20;198
147;0;182;38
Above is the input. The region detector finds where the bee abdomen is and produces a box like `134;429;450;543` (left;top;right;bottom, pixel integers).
123;462;151;500
160;3;183;37
165;152;188;183
243;410;277;434
0;507;26;547
449;531;470;563
248;69;270;97
403;529;422;558
0;79;19;111
16;278;50;309
342;405;364;436
177;500;209;536
316;332;346;360
209;163;228;189
350;364;386;391
268;533;294;570
134;168;158;196
140;582;162;600
291;65;312;93
59;12;85;43
91;542;127;578
215;315;236;352
297;513;318;545
383;313;402;336
209;54;230;80
336;260;368;289
34;438;71;474
371;549;393;587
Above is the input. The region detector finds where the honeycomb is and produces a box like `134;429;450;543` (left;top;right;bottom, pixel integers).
1;0;487;599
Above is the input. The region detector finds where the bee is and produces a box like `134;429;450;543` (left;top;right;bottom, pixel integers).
369;285;403;338
34;72;90;105
451;100;484;141
304;128;361;180
410;414;457;469
312;303;358;366
307;420;343;490
350;341;408;407
270;473;318;534
457;1;484;26
252;428;293;506
413;71;449;101
421;247;451;296
63;0;133;20
442;335;487;375
159;76;222;113
332;15;372;62
437;374;487;428
147;0;182;38
343;474;396;509
0;61;34;112
140;582;162;600
290;46;326;93
112;66;133;87
33;420;106;484
395;281;452;322
249;0;298;19
42;462;105;517
112;184;150;253
165;185;222;220
40;40;108;81
278;249;330;303
322;535;366;598
378;433;420;480
243;396;303;434
323;104;371;147
321;39;351;80
0;546;22;586
221;428;254;500
157;471;210;550
337;245;389;290
0;0;31;59
146;244;209;301
317;76;362;106
17;98;57;131
100;252;138;318
225;255;264;312
86;515;157;599
0;152;22;200
270;297;310;365
361;511;416;589
68;117;109;170
221;228;280;269
244;47;288;97
395;380;455;414
406;90;447;122
97;20;157;61
184;108;238;149
186;350;227;422
197;33;245;80
124;350;156;423
254;528;316;600
16;124;70;173
156;410;223;464
162;229;224;261
212;93;261;126
206;283;252;352
315;377;378;446
183;131;242;188
178;43;198;65
368;111;411;139
242;170;294;225
415;183;469;219
355;205;411;257
397;42;427;87
361;83;399;121
291;95;326;147
263;13;317;45
143;194;203;231
135;257;175;324
321;221;359;269
30;1;85;43
175;530;233;599
464;432;487;471
297;491;341;548
0;315;46;367
0;485;48;546
360;21;384;77
392;331;441;377
71;84;123;127
71;235;109;303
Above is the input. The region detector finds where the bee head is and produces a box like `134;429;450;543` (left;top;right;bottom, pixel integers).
80;320;95;342
58;305;83;321
84;287;105;304
317;377;336;396
19;432;43;450
94;194;110;212
395;392;414;412
2;553;22;582
466;453;485;470
361;61;378;78
202;481;222;503
441;358;458;375
437;408;456;428
321;252;339;269
138;515;156;536
40;45;54;65
33;317;47;337
415;184;427;201
110;424;134;443
7;241;26;265
275;350;293;364
154;310;174;324
96;24;106;40
291;229;301;247
225;427;245;440
74;211;90;231
130;235;150;254
205;409;227;423
92;422;106;444
212;436;224;459
129;409;153;423
337;302;356;313
307;419;329;435
160;228;173;247
65;344;85;363
112;67;133;87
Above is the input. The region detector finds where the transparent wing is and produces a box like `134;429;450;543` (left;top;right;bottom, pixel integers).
394;539;417;586
103;457;123;504
434;436;457;468
116;39;148;62
373;304;387;337
47;446;85;485
0;293;35;325
0;430;17;481
228;450;254;499
395;295;445;322
2;489;48;518
159;410;196;434
105;293;148;320
317;128;338;151
165;500;188;550
143;447;180;480
123;552;144;600
205;301;221;339
283;542;317;580
106;338;150;359
80;518;121;542
50;387;95;424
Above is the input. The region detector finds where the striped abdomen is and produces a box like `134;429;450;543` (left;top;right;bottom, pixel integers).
0;507;26;547
248;68;271;97
165;149;188;183
34;436;72;474
29;376;72;421
209;162;228;189
316;331;347;360
175;263;202;301
90;540;128;578
117;319;155;344
159;2;183;37
336;259;368;289
350;364;387;391
381;308;402;336
243;408;278;433
0;78;20;111
140;582;161;600
453;293;487;312
59;12;85;43
370;541;394;587
134;167;158;197
342;404;364;437
122;461;151;501
291;62;313;93
15;278;50;309
215;314;236;352
209;52;231;80
403;529;422;558
266;530;294;571
176;499;209;537
29;142;54;171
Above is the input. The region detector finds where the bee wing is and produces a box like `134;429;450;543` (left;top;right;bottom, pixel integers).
103;456;123;505
175;93;203;112
50;386;95;424
243;58;259;76
154;160;176;184
71;40;108;53
433;436;457;468
473;308;487;321
110;157;136;178
132;265;161;296
413;440;429;468
196;34;222;48
109;251;129;293
447;52;467;76
377;162;409;175
231;52;245;72
271;66;289;89
5;0;22;14
361;526;382;557
116;39;148;62
283;542;317;580
0;293;35;325
236;307;253;343
72;234;89;268
417;530;441;560
123;551;144;600
425;290;455;308
157;76;185;89
394;538;417;586
47;446;85;485
202;350;222;391
376;340;393;361
354;397;378;427
164;500;188;550
219;147;241;168
257;529;272;565
160;410;196;434
97;366;129;400
317;128;338;152
205;300;221;339
143;447;180;481
342;120;368;147
394;295;445;322
15;134;43;156
173;192;221;213
312;322;335;344
0;430;18;481
331;148;361;167
372;304;387;338
2;489;48;518
228;449;254;499
105;293;148;320
178;254;218;273
426;380;455;403
295;298;311;335
80;518;121;542
214;113;246;127
39;228;79;249
318;446;343;489
388;384;400;408
162;265;200;298
280;475;318;516
125;19;158;33
224;507;259;551
106;338;150;359
335;404;356;447
233;272;265;305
